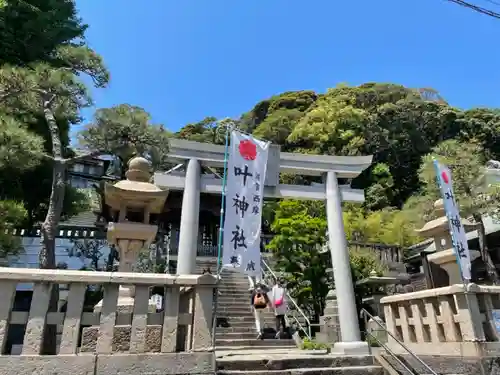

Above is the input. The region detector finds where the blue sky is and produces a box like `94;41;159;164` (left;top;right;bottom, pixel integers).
75;0;500;136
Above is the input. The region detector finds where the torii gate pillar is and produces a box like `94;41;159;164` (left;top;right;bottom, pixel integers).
326;171;369;354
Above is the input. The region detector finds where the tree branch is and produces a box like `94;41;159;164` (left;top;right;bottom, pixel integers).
0;88;23;101
64;150;108;165
41;153;55;161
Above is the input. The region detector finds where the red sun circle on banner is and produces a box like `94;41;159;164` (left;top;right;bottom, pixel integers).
441;171;449;184
239;140;257;160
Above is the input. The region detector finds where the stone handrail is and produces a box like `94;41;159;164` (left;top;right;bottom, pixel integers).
380;283;500;357
0;267;217;375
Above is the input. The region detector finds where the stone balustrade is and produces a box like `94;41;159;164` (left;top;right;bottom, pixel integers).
380;283;500;357
0;267;217;375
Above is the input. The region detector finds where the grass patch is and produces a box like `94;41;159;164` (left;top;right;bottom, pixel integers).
300;338;331;351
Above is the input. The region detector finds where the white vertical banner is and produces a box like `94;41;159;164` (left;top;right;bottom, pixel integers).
222;131;269;276
434;160;472;281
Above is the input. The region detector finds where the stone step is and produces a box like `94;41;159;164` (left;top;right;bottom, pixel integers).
217;294;252;299
218;287;251;292
218;290;251;296
216;309;253;316
217;292;252;297
216;315;277;323
217;307;256;313
219;281;250;284
218;279;250;283
217;313;277;322
216;366;383;374
216;322;256;330
217;333;285;342
216;331;259;338
216;355;376;371
216;319;281;329
217;310;278;317
216;338;296;348
216;309;252;315
218;291;251;296
216;300;252;305
216;311;254;318
216;345;300;352
216;326;256;333
218;292;252;298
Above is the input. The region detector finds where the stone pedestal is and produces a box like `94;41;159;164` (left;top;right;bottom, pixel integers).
316;290;340;344
94;222;158;312
362;293;387;319
366;316;387;344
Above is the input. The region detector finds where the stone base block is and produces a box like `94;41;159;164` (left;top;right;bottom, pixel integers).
333;341;370;355
318;314;340;344
97;352;215;375
0;352;215;375
217;354;375;371
81;325;162;353
0;354;96;375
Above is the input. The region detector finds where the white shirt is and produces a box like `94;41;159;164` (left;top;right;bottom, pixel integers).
271;284;287;316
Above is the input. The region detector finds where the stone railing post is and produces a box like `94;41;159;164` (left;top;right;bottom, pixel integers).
453;285;485;342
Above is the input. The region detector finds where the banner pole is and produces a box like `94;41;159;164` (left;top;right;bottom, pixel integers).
211;122;231;349
433;159;474;326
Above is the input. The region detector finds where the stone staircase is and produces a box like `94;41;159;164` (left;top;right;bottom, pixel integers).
216;349;383;375
189;258;295;349
215;267;297;350
193;259;384;375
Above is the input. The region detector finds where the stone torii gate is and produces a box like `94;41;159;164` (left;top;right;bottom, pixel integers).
154;138;373;354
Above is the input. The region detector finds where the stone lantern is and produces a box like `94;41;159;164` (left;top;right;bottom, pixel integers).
416;199;480;285
95;156;169;311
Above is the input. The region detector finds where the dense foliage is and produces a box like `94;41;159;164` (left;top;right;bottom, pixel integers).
176;84;500;210
175;84;500;315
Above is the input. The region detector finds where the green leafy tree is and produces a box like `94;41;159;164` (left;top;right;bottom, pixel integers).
412;139;500;282
239;90;317;133
267;200;391;321
0;200;27;259
175;116;227;145
349;246;386;307
286;84;461;207
267;200;330;322
0;61;108;355
0;0;87;66
79;104;171;171
343;204;421;247
0;62;107;269
0;114;45;256
252;109;304;147
0;115;45;169
0;0;108;230
78;104;171;222
173;83;500;212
